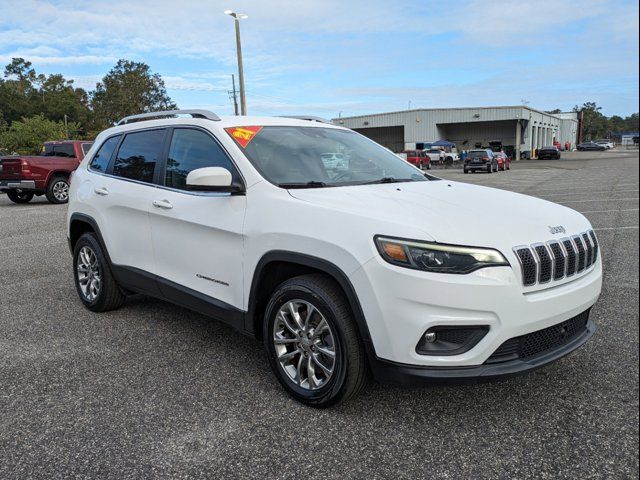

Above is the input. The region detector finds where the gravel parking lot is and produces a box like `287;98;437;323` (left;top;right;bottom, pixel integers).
1;150;638;479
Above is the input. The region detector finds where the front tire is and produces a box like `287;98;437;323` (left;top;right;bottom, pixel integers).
73;233;126;312
45;175;70;204
6;190;34;204
263;274;368;407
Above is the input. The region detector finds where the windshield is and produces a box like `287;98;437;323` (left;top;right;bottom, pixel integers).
236;126;429;187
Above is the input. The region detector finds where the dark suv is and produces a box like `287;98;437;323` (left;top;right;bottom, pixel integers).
464;149;498;174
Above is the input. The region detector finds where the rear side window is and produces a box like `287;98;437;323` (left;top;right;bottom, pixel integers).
113;129;165;183
89;136;120;172
165;129;237;190
81;143;93;155
42;143;76;157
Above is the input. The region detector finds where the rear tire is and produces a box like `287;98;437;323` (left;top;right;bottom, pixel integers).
45;175;70;204
73;232;126;312
487;164;492;174
6;190;34;204
263;274;368;407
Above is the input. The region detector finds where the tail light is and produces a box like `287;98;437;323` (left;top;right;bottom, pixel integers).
482;156;489;161
21;159;31;174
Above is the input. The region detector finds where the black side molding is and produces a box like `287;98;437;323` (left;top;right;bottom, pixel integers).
111;265;245;331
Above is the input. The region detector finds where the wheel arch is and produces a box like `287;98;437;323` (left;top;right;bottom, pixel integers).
247;251;374;350
68;213;111;263
46;169;73;185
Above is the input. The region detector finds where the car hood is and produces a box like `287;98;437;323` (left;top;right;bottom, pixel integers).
288;180;591;249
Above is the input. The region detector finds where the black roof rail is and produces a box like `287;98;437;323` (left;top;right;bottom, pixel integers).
116;109;221;126
279;115;332;124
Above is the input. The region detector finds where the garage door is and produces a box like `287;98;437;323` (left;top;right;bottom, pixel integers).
353;126;404;152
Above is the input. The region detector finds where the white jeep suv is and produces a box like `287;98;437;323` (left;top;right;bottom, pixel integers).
67;110;602;407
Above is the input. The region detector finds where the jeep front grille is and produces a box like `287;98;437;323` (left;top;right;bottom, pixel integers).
513;230;598;287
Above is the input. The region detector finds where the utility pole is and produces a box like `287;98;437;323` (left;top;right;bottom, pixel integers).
64;114;69;139
225;10;248;115
228;74;239;115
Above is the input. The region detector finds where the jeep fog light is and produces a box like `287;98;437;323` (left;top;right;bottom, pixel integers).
416;326;489;356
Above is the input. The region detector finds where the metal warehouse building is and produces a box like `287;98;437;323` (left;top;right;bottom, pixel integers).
333;106;579;159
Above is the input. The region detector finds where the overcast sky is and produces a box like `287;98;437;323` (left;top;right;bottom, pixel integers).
1;0;638;118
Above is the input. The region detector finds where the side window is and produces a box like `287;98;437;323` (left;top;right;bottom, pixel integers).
89;136;120;172
165;129;238;190
113;129;165;183
81;143;93;156
56;144;75;157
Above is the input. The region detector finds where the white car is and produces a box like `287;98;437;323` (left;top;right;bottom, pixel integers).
595;140;614;149
67;110;602;407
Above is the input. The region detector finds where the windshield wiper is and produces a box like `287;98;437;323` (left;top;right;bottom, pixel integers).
360;177;415;185
278;181;328;189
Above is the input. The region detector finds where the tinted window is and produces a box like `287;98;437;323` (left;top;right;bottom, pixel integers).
89;136;120;172
165;129;237;190
42;143;75;157
469;151;488;159
81;143;93;155
113;129;165;183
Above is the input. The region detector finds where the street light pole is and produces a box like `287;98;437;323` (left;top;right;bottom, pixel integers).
225;10;248;115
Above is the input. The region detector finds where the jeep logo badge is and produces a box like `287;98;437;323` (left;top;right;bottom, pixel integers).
548;225;566;235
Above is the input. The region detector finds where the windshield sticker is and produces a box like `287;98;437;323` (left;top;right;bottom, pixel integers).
225;126;263;148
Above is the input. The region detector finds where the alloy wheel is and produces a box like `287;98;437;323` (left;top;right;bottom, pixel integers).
77;246;101;301
52;180;69;201
273;299;336;391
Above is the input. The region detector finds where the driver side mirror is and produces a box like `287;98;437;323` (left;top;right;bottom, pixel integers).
186;167;245;194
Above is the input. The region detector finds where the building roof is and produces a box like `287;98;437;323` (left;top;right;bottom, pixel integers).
333;105;576;122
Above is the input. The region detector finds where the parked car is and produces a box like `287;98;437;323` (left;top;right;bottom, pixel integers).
463;149;498;173
0;140;93;204
426;148;446;165
594;140;614;149
538;146;561;160
494;152;511;171
577;142;606;151
67;109;601;407
401;149;431;169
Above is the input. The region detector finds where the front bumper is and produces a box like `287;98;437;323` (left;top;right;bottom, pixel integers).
0;180;36;191
350;254;602;370
370;319;596;385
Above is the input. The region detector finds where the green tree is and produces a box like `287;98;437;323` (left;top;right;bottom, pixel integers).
1;58;93;134
0;115;79;154
91;59;177;127
623;113;639;132
574;102;609;139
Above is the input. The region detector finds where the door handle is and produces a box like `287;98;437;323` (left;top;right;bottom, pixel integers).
94;187;109;196
152;199;173;210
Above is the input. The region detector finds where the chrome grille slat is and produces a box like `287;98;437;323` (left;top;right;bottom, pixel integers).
573;235;587;273
548;241;566;280
513;230;598;287
589;230;599;264
582;232;594;267
562;238;577;276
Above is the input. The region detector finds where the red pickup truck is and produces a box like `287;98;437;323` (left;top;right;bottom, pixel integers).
0;140;93;204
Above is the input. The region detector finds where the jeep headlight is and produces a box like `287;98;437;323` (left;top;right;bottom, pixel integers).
375;236;509;274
